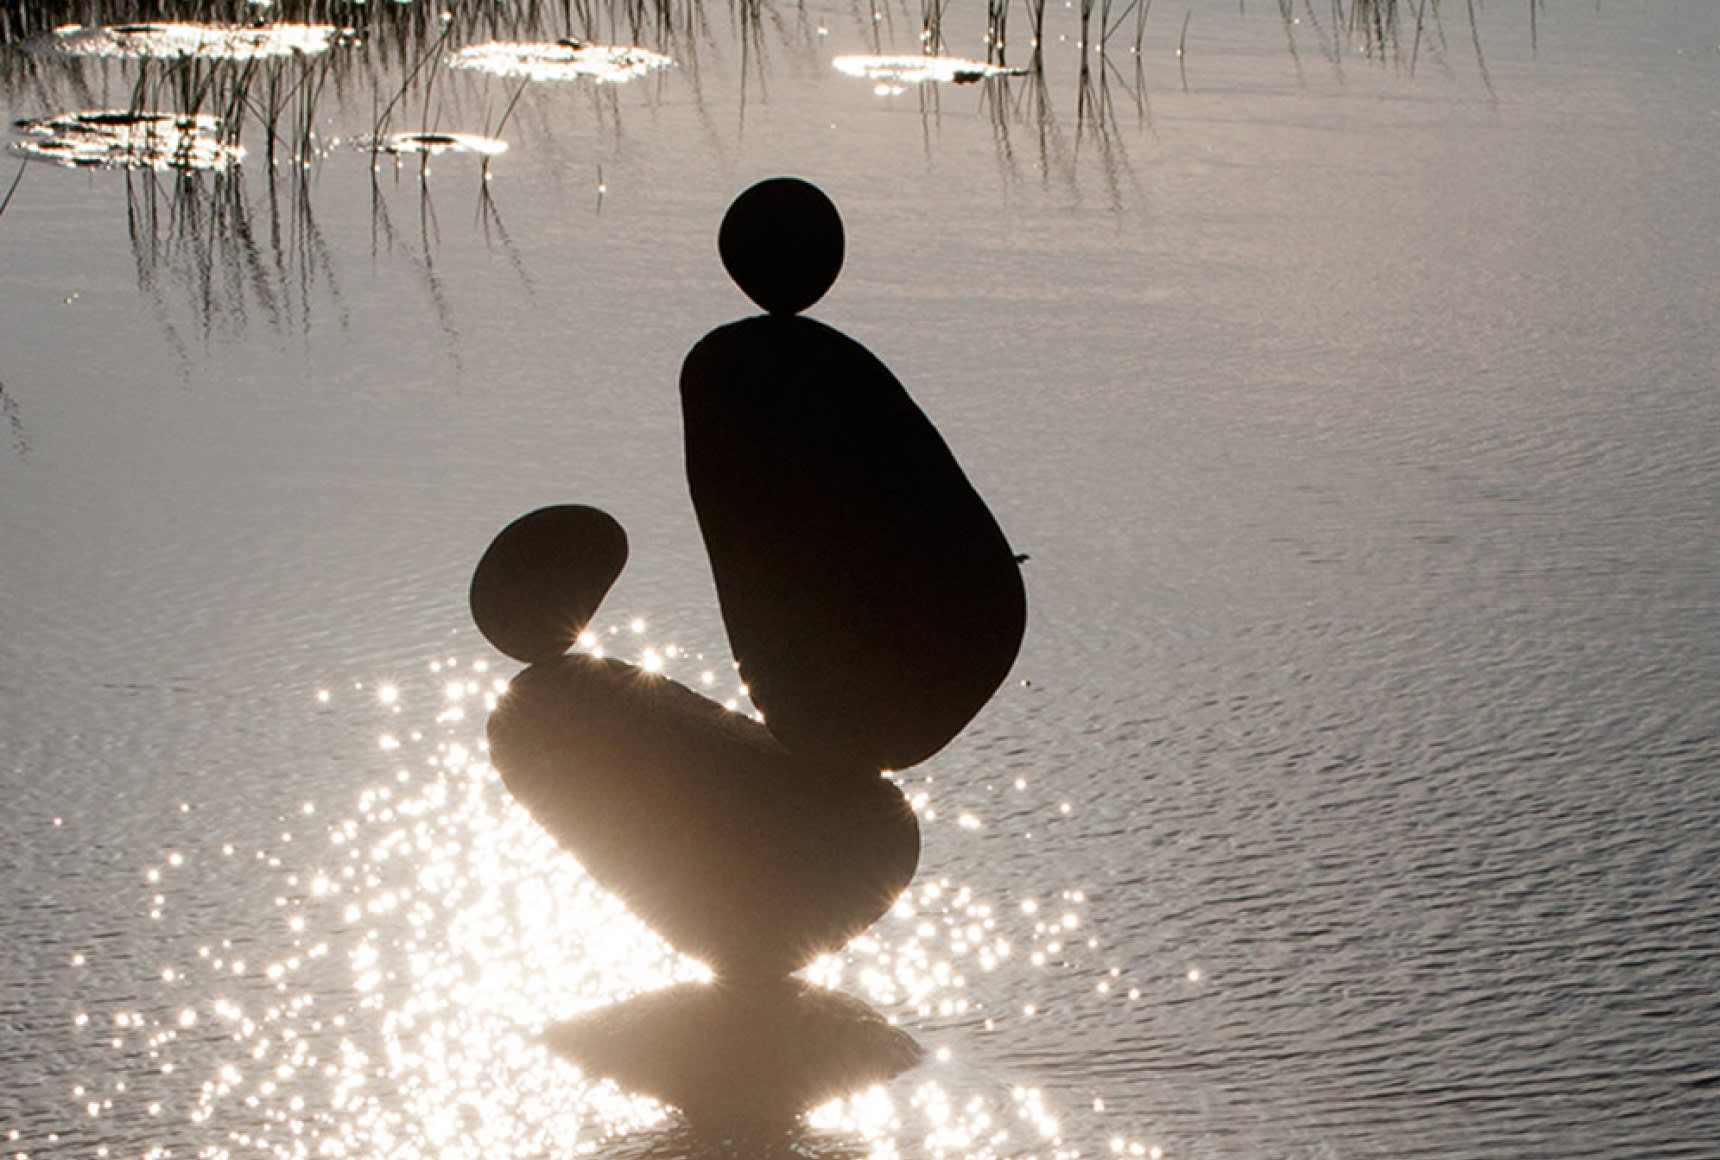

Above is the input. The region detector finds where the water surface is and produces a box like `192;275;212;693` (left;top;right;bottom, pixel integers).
3;2;1718;1157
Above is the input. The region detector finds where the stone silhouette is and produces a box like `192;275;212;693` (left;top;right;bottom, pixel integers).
487;652;920;979
682;177;1027;772
469;505;627;664
468;177;1025;1128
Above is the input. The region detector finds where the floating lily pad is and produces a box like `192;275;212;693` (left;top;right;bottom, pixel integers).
10;110;243;171
41;21;348;61
449;39;673;84
833;54;1027;91
361;131;510;157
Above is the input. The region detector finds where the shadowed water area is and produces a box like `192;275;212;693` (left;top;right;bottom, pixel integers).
3;1;1719;1158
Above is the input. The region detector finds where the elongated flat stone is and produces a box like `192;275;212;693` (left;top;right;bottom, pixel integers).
488;653;920;979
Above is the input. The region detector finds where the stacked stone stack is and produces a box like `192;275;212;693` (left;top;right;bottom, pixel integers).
466;178;1027;1122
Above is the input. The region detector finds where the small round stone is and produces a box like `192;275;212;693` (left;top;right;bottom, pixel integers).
469;505;627;664
718;177;845;316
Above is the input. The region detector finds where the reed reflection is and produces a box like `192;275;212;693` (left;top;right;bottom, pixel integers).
122;166;347;348
2;0;1507;334
1073;48;1144;207
1266;0;1495;87
99;143;537;349
0;1;691;342
0;376;28;456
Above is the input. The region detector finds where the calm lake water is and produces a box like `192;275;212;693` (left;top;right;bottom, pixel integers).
3;2;1719;1157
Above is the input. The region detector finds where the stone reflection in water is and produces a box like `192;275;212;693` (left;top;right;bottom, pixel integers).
542;980;921;1127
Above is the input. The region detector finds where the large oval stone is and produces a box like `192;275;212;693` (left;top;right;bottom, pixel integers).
487;653;920;980
681;315;1026;772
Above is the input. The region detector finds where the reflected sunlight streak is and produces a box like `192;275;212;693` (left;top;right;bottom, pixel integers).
33;619;1157;1160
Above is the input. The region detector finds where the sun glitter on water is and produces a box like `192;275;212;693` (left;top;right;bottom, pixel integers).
32;620;1162;1160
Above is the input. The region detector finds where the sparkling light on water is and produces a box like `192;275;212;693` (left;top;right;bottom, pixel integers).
11;111;244;172
449;41;674;85
43;22;350;61
28;622;1160;1159
832;55;1028;88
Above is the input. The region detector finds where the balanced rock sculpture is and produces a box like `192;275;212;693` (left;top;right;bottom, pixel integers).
468;178;1026;1127
471;505;919;981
